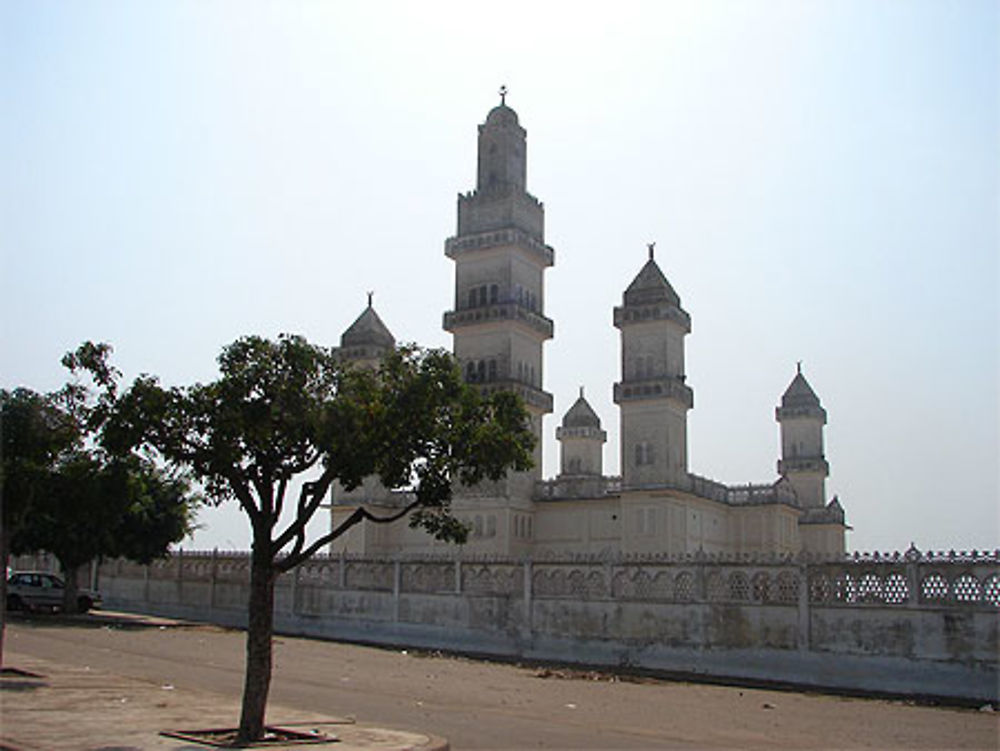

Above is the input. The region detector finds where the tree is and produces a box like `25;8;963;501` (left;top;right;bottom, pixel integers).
0;387;78;666
106;334;534;744
11;451;196;613
1;344;197;667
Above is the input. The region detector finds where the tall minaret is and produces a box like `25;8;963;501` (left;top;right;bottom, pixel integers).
613;244;693;488
443;90;554;498
776;364;829;508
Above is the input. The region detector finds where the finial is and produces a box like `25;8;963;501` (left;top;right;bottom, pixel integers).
647;241;655;260
367;291;373;308
579;385;584;399
499;85;508;106
796;360;802;375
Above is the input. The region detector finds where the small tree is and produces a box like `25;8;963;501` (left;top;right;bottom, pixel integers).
11;451;196;613
1;343;197;649
0;387;78;665
106;335;534;743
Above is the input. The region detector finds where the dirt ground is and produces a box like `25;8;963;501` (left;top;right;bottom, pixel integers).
4;611;998;750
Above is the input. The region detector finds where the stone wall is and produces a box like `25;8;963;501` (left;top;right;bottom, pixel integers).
44;549;1000;703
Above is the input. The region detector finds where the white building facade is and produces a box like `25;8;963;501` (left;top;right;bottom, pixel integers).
331;98;849;558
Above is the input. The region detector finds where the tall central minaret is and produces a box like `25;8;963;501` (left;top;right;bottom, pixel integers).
443;91;554;500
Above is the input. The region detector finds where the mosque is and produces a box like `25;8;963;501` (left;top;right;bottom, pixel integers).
329;95;849;558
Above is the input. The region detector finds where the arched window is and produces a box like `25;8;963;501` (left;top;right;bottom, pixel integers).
477;360;486;381
478;286;487;306
468;289;477;308
490;284;499;304
466;362;476;382
488;359;497;381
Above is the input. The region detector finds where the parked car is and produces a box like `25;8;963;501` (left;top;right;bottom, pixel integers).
6;571;103;613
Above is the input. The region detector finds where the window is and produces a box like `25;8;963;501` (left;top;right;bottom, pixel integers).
468;289;477;308
466;362;476;382
635;442;656;466
478;286;487;306
488;359;497;381
477;360;486;381
490;284;499;303
636;508;655;535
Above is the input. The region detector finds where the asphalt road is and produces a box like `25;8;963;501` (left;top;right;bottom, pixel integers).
4;612;998;750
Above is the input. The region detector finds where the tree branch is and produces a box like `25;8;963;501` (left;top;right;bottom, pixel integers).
276;496;423;573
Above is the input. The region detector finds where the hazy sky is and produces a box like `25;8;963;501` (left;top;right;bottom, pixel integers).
3;1;997;554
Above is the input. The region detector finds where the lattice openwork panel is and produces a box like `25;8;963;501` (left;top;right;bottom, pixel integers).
833;572;858;603
809;573;832;603
883;572;909;604
465;564;519;596
402;563;454;593
299;562;338;586
920;572;949;601
953;573;982;603
566;568;606;598
344;562;393;591
775;571;800;604
751;572;772;603
984;575;1000;607
728;572;750;602
706;571;726;601
674;571;695;602
532;567;567;597
858;572;883;603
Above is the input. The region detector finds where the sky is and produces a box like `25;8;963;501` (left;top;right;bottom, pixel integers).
2;1;997;554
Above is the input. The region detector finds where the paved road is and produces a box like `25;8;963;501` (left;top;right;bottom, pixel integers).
4;612;998;750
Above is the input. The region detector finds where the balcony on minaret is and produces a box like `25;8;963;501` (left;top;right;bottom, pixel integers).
443;301;554;339
613;376;694;408
445;227;553;266
777;456;830;475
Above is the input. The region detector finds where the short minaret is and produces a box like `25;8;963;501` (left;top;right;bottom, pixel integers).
613;244;694;488
336;293;395;369
776;364;829;508
443;90;554;493
556;388;606;477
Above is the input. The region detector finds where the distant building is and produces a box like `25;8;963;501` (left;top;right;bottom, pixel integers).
330;97;848;557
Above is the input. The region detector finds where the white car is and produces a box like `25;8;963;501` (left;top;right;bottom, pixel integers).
6;571;103;613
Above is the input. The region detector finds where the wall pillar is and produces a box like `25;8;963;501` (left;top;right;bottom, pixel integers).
523;560;533;638
797;564;811;651
209;549;218;613
392;560;401;622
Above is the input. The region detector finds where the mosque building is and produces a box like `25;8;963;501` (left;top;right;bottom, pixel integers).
329;95;849;558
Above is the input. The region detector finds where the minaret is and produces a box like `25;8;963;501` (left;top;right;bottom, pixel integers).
776;364;829;508
443;90;554;497
556;388;606;477
335;293;395;369
613;244;693;488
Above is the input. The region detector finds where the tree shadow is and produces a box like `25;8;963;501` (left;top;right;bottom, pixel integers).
4;610;207;632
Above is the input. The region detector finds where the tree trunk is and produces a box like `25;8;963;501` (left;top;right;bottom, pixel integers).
237;540;276;743
61;562;80;615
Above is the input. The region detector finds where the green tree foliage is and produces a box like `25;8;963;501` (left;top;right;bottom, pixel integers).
0;344;198;666
106;334;535;743
1;387;79;665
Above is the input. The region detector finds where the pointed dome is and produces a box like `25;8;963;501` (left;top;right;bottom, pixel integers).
623;258;681;308
485;102;520;128
340;304;395;349
562;391;601;429
780;370;821;409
